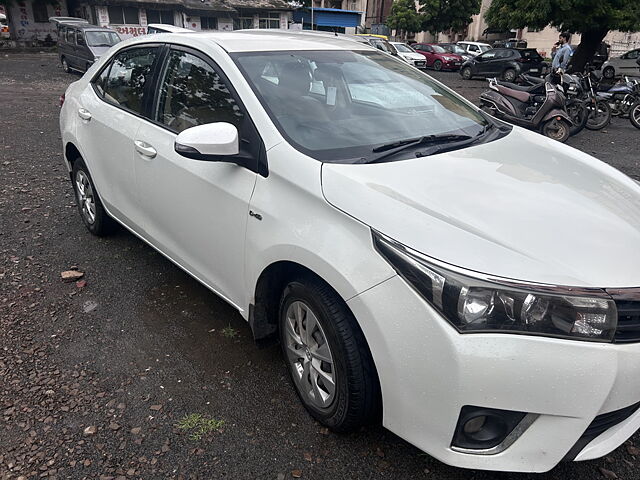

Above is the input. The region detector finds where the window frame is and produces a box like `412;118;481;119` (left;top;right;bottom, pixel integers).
200;16;218;30
92;43;267;176
90;43;166;120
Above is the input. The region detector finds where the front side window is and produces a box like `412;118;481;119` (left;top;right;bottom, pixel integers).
233;50;489;162
66;28;76;44
627;50;639;59
155;50;244;132
76;30;86;46
102;47;158;114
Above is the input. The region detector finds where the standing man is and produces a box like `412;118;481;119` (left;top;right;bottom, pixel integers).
552;32;572;73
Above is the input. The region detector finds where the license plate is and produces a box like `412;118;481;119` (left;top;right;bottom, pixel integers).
455;62;461;66
416;62;425;66
530;68;538;72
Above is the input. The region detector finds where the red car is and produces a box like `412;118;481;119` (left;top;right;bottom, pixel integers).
412;43;465;71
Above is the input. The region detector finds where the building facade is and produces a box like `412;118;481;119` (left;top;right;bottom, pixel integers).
4;0;69;43
68;0;293;39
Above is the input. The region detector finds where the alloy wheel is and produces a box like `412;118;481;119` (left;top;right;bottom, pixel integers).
283;300;336;410
75;170;96;225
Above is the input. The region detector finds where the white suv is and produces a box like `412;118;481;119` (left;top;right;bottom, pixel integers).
59;30;640;473
457;40;492;56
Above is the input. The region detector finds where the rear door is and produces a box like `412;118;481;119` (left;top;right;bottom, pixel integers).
75;29;91;70
76;45;162;231
134;46;260;305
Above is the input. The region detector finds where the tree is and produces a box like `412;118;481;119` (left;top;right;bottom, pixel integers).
485;0;640;72
418;0;481;36
386;0;423;39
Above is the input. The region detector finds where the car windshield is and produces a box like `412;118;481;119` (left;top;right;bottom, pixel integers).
431;45;446;53
394;43;415;53
446;45;466;54
85;31;120;47
479;45;491;53
233;50;490;162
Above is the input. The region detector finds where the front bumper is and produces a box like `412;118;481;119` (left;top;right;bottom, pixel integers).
348;275;640;472
441;60;463;70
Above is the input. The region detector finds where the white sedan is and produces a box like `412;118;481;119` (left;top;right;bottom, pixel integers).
59;30;640;473
390;41;427;69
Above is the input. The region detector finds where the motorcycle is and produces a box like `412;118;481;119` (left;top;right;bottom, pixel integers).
596;75;640;118
479;78;573;142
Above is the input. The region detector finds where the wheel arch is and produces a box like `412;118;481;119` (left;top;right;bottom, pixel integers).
250;260;348;346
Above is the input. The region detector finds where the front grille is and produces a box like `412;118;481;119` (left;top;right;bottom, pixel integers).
614;300;640;344
563;401;640;461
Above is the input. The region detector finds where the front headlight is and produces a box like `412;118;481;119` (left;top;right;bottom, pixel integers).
373;232;617;342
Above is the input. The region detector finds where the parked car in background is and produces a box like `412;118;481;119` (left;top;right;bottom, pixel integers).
147;24;193;34
0;13;10;39
460;47;547;82
55;22;121;73
390;42;427;69
413;43;464;71
601;48;640;79
438;43;472;62
492;39;527;49
457;41;492;57
352;34;401;59
59;29;640;475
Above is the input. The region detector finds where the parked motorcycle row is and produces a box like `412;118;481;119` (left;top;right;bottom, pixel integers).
479;70;640;142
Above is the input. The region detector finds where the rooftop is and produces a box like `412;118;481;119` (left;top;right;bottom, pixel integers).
138;30;374;53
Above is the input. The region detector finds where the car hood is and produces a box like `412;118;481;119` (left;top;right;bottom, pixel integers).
400;52;425;61
321;128;640;287
89;46;111;57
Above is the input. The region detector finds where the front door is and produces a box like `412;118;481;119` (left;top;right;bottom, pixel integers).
134;47;258;306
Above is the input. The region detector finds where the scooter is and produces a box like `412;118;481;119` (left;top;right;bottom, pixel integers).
479;78;573;142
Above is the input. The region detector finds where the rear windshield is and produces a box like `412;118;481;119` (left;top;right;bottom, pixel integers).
519;49;542;60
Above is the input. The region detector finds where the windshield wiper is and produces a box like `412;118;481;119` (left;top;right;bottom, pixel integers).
361;134;473;164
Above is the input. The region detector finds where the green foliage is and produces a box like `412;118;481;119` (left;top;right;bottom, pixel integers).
386;0;423;35
221;325;238;338
418;0;482;34
176;414;225;441
485;0;640;34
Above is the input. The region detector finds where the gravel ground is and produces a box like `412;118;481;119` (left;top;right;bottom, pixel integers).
1;53;639;480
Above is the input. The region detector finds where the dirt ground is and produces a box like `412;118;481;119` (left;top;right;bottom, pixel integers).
1;52;639;480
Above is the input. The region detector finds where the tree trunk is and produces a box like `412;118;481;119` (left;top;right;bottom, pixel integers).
569;28;608;73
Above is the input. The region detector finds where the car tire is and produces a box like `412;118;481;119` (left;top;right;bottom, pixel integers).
502;68;516;82
602;66;615;79
433;60;443;71
278;275;381;433
630;101;640;130
71;158;117;236
61;57;70;73
541;118;570;143
461;66;472;80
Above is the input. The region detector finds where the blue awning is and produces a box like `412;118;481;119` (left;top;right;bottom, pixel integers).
293;8;362;28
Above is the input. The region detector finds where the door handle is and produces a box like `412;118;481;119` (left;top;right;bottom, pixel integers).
134;140;157;159
78;108;92;121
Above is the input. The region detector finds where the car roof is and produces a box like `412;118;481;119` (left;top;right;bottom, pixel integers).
147;23;193;32
132;30;375;52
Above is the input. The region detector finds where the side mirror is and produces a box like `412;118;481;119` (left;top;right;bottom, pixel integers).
174;122;239;161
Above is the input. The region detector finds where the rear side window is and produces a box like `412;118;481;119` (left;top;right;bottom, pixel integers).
102;47;159;114
155;50;244;132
